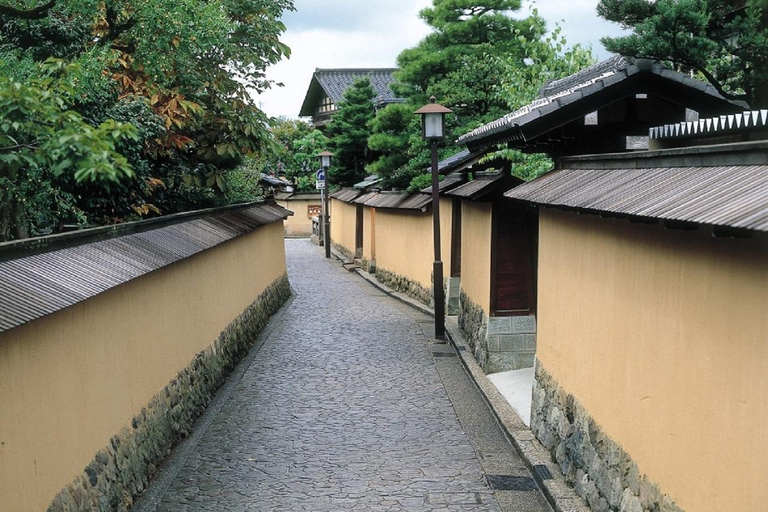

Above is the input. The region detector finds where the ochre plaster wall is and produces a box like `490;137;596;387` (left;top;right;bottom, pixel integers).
537;209;768;512
460;201;492;313
0;222;287;512
277;197;321;236
330;199;358;255
374;204;453;291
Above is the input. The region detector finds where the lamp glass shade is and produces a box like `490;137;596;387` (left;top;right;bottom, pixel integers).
319;154;332;168
423;112;444;139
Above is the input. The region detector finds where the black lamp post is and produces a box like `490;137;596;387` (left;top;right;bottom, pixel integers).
318;151;333;258
415;96;452;340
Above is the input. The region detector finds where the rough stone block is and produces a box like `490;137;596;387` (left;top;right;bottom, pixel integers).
487;335;501;352
619;488;643;512
512;315;537;334
513;352;535;369
487;317;513;335
498;334;526;352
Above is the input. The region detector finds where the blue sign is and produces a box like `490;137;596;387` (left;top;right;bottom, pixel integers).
316;169;326;182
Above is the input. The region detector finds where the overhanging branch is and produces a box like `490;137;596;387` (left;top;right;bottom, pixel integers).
0;0;56;19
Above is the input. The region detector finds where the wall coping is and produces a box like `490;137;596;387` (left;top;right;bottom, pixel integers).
0;201;291;334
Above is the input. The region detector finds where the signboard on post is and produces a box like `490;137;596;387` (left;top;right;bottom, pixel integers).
316;169;326;190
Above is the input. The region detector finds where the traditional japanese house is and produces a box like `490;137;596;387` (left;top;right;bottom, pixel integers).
299;68;402;128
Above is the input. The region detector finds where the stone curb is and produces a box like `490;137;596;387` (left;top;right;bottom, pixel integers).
337;250;590;512
444;318;591;512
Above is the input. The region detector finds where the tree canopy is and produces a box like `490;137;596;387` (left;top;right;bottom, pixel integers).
367;1;594;190
598;0;768;108
0;0;294;241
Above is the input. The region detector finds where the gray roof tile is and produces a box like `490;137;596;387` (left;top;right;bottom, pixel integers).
505;164;768;232
0;203;291;333
316;68;399;104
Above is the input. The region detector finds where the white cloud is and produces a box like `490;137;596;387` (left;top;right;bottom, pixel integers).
257;0;630;119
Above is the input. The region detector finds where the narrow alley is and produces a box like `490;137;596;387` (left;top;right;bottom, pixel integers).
134;239;552;512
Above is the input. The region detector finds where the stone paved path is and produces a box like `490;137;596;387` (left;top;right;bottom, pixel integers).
140;239;551;512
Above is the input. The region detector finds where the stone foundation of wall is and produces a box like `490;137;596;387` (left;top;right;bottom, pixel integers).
332;242;355;262
458;293;536;374
47;274;292;512
486;316;536;373
531;362;684;512
458;291;488;367
375;267;433;306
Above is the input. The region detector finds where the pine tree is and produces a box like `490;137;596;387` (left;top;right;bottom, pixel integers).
326;78;376;187
598;0;768;108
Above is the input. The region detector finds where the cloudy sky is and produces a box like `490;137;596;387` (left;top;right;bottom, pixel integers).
256;0;629;119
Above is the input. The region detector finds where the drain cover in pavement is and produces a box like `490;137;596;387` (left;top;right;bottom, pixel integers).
432;351;456;357
486;475;537;491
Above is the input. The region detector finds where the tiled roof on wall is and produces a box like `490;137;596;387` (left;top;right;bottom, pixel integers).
505;165;768;233
330;188;362;203
0;203;291;334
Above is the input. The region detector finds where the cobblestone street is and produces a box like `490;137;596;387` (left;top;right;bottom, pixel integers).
135;239;551;512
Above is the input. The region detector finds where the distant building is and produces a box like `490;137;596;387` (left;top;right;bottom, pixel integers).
298;68;402;128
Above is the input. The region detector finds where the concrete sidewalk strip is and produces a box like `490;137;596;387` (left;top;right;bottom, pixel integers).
486;368;534;427
347;249;591;512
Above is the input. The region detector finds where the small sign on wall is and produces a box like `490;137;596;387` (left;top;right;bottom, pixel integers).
307;205;322;218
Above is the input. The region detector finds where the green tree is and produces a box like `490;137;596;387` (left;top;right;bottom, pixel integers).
369;0;540;190
491;14;595;181
259;119;329;191
367;2;594;188
597;0;768;108
0;0;294;240
326;77;376;187
366;103;419;189
0;61;137;239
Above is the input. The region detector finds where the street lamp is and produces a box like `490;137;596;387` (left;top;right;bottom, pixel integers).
415;96;452;340
318;151;333;258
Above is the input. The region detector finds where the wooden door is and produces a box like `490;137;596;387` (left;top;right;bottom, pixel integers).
491;203;533;316
450;199;462;277
355;205;364;257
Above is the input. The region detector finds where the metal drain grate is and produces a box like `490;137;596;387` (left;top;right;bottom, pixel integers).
432;351;457;358
486;475;537;491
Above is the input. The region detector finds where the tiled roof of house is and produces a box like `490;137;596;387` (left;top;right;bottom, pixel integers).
299;68;401;117
457;56;747;151
316;68;399;104
649;109;768;140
